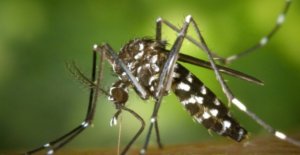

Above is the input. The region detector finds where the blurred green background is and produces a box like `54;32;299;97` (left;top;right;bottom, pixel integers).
0;0;300;153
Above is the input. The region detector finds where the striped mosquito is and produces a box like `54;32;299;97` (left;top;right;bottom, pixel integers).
26;0;299;154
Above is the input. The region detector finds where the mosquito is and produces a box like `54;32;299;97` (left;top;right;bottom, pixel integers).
25;0;299;154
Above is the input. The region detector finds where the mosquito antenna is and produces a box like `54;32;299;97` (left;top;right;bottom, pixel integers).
66;61;95;88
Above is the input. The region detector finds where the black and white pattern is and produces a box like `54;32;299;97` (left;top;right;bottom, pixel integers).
172;63;247;141
25;1;300;155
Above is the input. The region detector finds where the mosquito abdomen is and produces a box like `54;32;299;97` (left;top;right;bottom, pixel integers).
172;63;247;142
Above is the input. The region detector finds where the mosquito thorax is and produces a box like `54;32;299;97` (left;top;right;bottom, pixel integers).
112;38;168;96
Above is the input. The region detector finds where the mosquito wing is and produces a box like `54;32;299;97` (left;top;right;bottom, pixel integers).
177;53;263;85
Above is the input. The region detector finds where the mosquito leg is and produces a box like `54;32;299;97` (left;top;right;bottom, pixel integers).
94;43;152;154
156;18;263;85
154;17;172;148
97;44;148;100
158;15;236;101
166;15;300;147
155;12;300;148
141;15;194;154
109;107;145;155
115;107;145;155
237;103;300;147
149;16;167;150
156;17;162;41
188;15;300;147
154;120;163;149
25;46;103;155
159;16;241;104
218;0;292;64
157;17;206;53
25;124;87;155
156;0;291;65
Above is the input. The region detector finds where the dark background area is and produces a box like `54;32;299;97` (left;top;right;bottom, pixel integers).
0;0;300;153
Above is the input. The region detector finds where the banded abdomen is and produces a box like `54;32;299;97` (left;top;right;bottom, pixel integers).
172;63;247;142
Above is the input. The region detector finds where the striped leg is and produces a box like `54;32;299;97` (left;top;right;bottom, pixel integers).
141;15;193;155
26;46;103;154
156;0;292;64
218;0;292;64
26;43;150;155
156;12;300;148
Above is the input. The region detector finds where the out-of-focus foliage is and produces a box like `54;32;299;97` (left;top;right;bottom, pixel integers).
0;0;299;152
